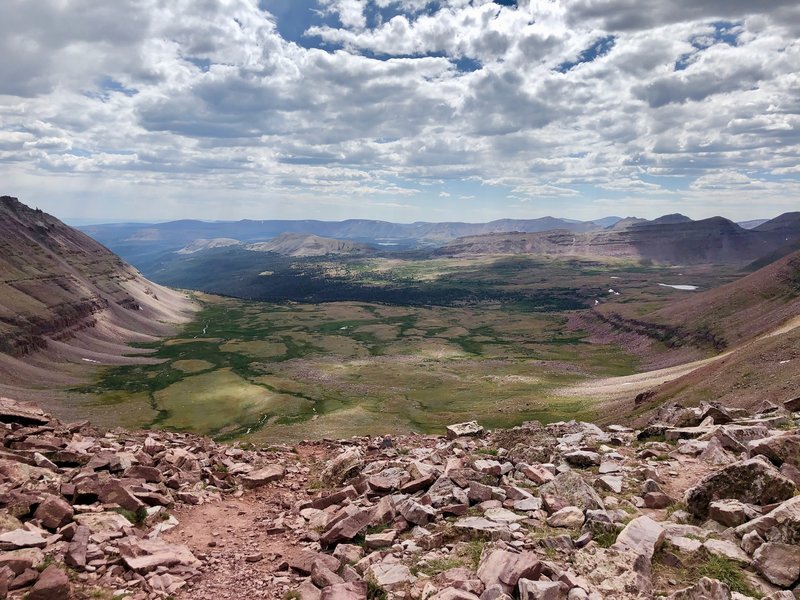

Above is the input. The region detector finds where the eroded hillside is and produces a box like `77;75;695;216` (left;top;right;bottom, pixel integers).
0;197;197;396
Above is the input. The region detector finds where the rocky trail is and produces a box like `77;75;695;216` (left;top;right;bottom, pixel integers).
0;396;798;600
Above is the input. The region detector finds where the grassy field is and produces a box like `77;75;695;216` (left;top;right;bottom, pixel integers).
73;255;739;442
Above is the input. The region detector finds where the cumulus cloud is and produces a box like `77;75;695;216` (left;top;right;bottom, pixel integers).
0;0;798;220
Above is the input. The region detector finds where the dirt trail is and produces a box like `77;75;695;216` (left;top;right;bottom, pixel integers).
556;355;725;401
163;495;299;599
162;444;327;600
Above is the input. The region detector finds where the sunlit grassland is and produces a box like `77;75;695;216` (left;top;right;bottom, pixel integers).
72;293;637;442
71;255;733;442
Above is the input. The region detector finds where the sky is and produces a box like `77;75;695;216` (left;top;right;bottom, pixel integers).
1;0;799;224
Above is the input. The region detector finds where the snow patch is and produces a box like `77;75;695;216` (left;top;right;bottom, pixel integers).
658;283;699;291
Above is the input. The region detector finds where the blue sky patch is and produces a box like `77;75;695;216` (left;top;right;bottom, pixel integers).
556;35;615;73
260;0;335;48
675;21;741;71
185;57;212;73
84;76;138;102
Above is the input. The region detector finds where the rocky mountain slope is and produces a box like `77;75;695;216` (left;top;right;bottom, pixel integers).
577;249;800;414
0;197;196;391
591;249;800;354
0;395;797;600
440;215;800;266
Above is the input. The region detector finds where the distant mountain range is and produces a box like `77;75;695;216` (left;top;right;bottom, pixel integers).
81;215;614;251
439;213;800;265
80;213;784;269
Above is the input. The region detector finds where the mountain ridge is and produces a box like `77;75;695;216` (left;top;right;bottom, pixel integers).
0;196;197;391
439;214;799;265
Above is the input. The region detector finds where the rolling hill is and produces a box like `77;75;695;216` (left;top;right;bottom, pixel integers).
177;238;242;254
245;233;373;257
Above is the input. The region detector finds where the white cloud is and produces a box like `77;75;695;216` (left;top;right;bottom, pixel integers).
0;0;798;221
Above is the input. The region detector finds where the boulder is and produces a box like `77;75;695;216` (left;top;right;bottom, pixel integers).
65;525;90;568
564;451;601;468
735;496;800;545
454;517;511;539
595;475;622;494
684;459;796;518
297;580;323;600
698;438;736;467
703;539;750;565
708;500;751;528
752;543;800;588
474;460;503;476
540;471;605;512
613;516;665;559
643;492;672;509
484;508;525;523
75;511;132;538
700;404;735;425
365;530;396;550
0;398;50;426
118;537;200;573
446;422;485;439
0;548;45;575
434;567;484;596
288;550;340;576
780;463;800;486
0;529;46;550
367;561;417;590
572;546;653;599
242;464;285;488
10;567;39;590
321;507;374;546
33;495;74;530
518;578;561;600
332;544;364;565
99;479;146;512
713;425;770;453
547;506;585;528
399;499;437;526
468;481;494;503
28;564;69;600
514;497;543;511
749;434;800;469
477;550;541;594
321;448;364;486
666;577;731;599
670;536;702;554
303;486;359;512
320;581;368;600
431;589;482;600
312;562;345;588
0;566;11;598
521;464;555;485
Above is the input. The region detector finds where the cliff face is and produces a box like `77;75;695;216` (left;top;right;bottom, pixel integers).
0;196;196;359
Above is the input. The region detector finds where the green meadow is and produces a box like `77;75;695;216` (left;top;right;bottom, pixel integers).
74;255;733;442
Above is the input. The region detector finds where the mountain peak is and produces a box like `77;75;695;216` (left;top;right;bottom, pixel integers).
649;213;693;225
